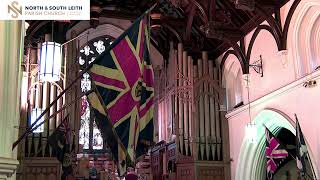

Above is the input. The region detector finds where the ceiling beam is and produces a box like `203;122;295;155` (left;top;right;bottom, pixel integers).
202;21;243;40
99;9;139;20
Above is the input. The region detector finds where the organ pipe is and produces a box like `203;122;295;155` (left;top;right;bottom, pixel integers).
193;65;198;159
208;61;216;160
174;50;178;139
197;59;205;160
49;84;57;131
214;67;222;160
30;48;37;65
177;43;184;153
29;76;36;110
188;56;193;156
183;51;189;155
42;82;49;133
202;52;210;160
56;89;62;126
41;82;50;156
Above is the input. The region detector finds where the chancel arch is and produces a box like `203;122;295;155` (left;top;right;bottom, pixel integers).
236;109;317;180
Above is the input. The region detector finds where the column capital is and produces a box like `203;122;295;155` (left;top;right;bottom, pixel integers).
277;50;289;68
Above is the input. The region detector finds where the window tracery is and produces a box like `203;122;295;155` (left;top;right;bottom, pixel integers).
78;35;114;151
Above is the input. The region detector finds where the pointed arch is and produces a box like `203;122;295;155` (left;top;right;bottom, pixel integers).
287;0;320;76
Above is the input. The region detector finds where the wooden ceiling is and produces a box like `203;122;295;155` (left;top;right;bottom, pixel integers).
25;0;289;62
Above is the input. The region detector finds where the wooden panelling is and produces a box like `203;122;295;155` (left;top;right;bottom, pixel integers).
19;157;61;180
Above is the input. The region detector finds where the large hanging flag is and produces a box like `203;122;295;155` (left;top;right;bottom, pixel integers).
87;92;128;175
48;115;74;179
265;127;288;180
86;8;154;176
295;115;308;176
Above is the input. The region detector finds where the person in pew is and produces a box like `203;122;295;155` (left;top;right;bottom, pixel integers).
102;161;112;180
125;167;138;180
89;161;98;180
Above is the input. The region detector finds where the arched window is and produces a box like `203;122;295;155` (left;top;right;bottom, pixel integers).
235;69;243;105
223;54;243;111
78;35;114;151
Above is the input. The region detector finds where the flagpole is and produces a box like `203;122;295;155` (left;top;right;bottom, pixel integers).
12;69;88;150
113;158;115;180
295;114;317;180
306;153;317;180
264;124;315;180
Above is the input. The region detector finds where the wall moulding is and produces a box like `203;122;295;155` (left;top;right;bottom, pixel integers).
226;70;320;119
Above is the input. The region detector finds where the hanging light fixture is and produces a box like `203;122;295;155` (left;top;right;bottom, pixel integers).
30;108;45;133
39;22;62;82
244;74;257;143
246;122;257;143
39;41;62;82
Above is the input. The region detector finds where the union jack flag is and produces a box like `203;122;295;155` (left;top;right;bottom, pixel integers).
265;127;288;180
87;12;154;176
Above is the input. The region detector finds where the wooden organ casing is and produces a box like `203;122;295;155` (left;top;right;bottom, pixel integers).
152;42;230;180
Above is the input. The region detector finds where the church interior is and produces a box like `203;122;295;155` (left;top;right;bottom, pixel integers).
1;0;320;179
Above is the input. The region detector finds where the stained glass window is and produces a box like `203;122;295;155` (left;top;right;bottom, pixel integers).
78;35;114;151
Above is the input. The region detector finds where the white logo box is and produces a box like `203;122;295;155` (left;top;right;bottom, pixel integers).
1;0;90;20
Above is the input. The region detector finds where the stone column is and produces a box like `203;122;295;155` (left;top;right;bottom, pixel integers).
0;20;25;179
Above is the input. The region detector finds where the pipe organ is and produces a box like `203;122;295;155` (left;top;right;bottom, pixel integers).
154;42;229;179
18;39;70;179
23;46;67;159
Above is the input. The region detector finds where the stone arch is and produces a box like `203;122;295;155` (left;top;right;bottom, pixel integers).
77;23;124;46
287;0;320;77
235;109;318;180
246;25;280;61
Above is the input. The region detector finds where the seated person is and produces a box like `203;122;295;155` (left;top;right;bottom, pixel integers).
89;161;98;180
103;161;112;172
125;167;138;180
114;170;120;180
102;161;112;180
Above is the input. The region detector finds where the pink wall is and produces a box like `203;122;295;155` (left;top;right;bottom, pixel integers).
244;27;296;102
221;0;320;179
227;73;320;178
